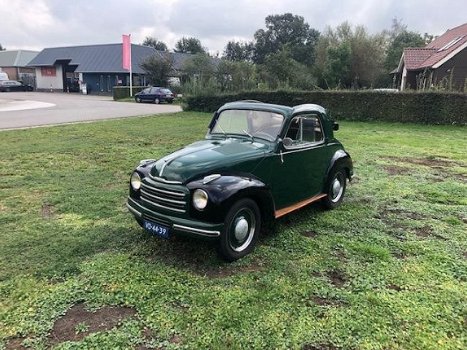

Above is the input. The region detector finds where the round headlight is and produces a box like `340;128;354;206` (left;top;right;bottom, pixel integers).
193;189;208;210
130;172;142;190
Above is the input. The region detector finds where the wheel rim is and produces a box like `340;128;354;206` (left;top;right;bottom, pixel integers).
155;98;160;104
136;97;140;102
228;208;256;252
330;173;345;203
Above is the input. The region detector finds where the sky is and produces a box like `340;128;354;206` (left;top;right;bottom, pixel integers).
1;0;466;54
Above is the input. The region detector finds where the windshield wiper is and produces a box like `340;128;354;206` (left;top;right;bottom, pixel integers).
214;122;227;138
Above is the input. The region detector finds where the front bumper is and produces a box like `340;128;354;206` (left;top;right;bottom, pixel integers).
127;197;222;239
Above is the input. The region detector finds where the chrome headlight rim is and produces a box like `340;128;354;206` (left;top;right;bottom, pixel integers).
130;171;142;191
193;189;209;210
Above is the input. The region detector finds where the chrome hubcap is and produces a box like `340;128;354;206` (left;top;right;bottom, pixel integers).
234;217;249;241
229;208;256;252
331;177;344;202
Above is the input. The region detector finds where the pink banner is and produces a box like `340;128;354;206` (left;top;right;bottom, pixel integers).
122;34;131;70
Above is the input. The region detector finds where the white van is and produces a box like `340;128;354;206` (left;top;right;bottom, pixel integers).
0;71;9;81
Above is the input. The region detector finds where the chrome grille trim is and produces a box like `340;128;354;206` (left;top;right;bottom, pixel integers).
141;183;185;197
148;173;182;184
140;179;188;213
141;189;185;206
141;197;186;213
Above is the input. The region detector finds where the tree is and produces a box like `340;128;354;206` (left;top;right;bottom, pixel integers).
384;30;425;71
215;60;257;92
223;41;254;61
257;47;316;90
142;36;168;51
182;53;215;79
253;13;320;66
322;43;352;88
314;22;386;89
140;53;174;86
175;37;206;54
0;43;5;51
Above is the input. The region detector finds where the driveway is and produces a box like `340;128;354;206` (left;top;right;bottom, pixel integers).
0;92;182;130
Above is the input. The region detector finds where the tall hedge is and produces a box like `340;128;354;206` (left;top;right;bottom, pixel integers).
183;91;467;125
113;86;147;100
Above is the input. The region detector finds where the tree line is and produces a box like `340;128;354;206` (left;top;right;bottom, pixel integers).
141;14;429;93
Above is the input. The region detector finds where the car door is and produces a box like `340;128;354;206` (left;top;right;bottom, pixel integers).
270;114;329;210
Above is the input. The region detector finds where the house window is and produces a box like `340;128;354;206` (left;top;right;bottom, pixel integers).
41;67;56;76
437;36;464;52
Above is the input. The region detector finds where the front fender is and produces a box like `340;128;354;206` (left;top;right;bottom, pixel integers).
187;175;275;224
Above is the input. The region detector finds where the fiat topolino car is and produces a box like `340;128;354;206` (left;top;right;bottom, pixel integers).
127;101;353;261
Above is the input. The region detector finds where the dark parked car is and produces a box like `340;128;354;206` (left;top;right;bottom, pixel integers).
0;80;34;92
127;101;353;261
134;87;174;104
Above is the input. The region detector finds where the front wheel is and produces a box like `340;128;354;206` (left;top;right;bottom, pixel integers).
322;168;347;209
154;98;160;104
218;199;261;262
135;96;141;103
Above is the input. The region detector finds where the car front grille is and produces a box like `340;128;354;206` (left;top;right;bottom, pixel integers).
140;179;188;214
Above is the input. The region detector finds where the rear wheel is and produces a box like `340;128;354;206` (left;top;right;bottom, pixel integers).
322;167;347;209
218;198;261;262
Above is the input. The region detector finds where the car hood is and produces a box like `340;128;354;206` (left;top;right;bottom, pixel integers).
150;138;270;183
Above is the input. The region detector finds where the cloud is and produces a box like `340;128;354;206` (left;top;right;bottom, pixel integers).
0;0;465;52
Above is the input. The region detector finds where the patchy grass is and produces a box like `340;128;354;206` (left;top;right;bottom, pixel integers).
0;113;466;349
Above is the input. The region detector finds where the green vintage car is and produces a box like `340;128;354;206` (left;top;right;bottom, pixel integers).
127;101;353;261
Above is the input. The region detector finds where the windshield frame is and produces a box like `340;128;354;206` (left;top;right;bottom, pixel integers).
208;108;285;142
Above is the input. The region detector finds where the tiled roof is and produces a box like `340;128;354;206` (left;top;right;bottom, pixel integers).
403;22;467;70
403;48;437;70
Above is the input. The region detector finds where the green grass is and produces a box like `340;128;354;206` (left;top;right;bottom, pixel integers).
0;113;466;349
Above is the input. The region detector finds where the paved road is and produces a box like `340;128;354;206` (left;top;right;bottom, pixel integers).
0;92;182;130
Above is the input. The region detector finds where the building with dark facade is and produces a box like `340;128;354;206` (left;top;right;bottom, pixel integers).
394;22;467;91
28;43;194;94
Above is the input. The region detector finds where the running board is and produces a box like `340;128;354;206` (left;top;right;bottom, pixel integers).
275;194;327;219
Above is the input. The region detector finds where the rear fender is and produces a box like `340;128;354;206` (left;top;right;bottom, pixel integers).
325;150;353;182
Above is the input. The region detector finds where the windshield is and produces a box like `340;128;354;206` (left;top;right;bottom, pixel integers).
210;109;284;141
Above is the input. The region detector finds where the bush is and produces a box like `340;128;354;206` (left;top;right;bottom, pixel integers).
183;90;467;125
113;86;147;100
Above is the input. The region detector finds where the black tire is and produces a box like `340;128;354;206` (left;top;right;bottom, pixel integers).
218;198;261;262
168;100;174;104
135;96;141;103
322;167;347;209
154;98;160;104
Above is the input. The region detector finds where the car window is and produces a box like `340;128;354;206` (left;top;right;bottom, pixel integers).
150;88;159;94
285;115;323;147
211;109;284;141
161;89;172;94
142;88;151;93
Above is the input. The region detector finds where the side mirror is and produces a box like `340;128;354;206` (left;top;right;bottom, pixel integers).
333;122;339;131
282;137;293;147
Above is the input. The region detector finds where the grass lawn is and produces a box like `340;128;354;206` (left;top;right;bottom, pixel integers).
0;112;465;349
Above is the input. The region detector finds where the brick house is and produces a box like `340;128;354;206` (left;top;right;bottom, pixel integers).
0;50;38;85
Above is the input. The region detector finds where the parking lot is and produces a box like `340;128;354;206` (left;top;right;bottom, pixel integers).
0;92;182;130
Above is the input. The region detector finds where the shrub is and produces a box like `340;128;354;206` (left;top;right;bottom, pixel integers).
183;90;467;125
113;86;147;100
